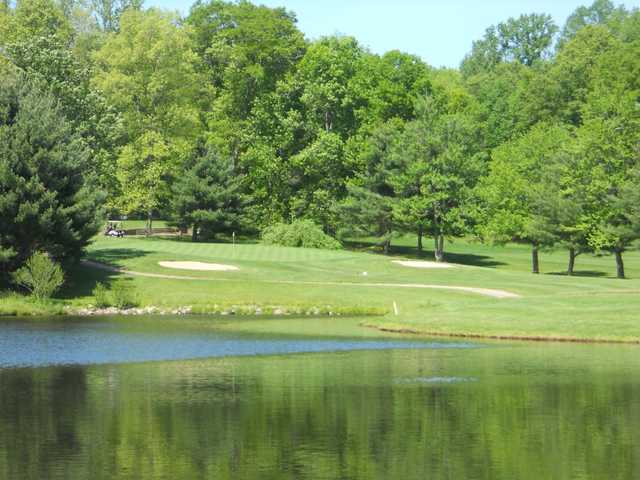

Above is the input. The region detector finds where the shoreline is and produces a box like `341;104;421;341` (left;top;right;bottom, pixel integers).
1;305;638;345
363;322;640;346
0;302;386;318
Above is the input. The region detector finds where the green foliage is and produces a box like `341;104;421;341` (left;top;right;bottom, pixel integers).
93;8;207;213
2;0;72;44
242;35;369;226
92;282;110;308
478;123;574;247
115;131;173;220
5;34;123;195
288;131;347;231
338;185;396;253
2;0;640;281
461;13;558;77
342;82;485;261
550;25;619;126
350;50;432;126
12;252;64;300
262;220;341;250
91;0;144;32
93;8;205;141
0;70;103;274
188;0;305;119
90;279;138;309
336;120;405;251
389;92;485;255
467;61;559;149
110;279;138;309
572;38;640;276
171;148;249;241
559;0;628;46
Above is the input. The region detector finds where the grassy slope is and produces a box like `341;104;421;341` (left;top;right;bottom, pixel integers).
2;234;639;342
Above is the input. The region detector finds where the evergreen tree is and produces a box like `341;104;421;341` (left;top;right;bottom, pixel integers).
0;70;103;277
171;149;248;242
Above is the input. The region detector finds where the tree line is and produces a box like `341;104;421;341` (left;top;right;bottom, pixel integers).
1;0;639;279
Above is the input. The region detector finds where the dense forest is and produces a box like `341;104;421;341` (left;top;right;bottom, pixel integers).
1;0;639;279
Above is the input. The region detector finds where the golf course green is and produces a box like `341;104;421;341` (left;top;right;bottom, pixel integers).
3;234;638;344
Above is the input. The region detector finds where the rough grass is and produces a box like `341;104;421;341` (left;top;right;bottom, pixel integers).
0;292;66;316
2;234;640;343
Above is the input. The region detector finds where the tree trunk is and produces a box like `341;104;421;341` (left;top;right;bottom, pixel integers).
434;235;445;263
191;224;198;243
383;237;391;255
146;211;153;236
531;246;540;274
325;111;332;132
417;226;423;256
615;250;625;279
567;248;577;276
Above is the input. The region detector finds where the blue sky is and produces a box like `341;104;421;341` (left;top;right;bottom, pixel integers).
148;0;640;68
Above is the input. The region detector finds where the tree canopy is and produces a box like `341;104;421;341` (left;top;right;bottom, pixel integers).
1;0;639;277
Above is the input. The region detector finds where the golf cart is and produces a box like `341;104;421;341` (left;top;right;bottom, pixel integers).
105;220;125;238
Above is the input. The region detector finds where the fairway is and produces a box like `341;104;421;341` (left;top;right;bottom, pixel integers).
59;235;640;344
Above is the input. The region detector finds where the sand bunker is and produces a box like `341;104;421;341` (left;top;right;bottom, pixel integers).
158;261;239;272
393;260;455;269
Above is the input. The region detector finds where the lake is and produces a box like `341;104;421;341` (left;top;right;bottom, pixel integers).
0;316;638;479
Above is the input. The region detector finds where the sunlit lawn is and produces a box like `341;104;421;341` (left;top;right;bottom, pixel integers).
2;232;639;342
35;234;637;343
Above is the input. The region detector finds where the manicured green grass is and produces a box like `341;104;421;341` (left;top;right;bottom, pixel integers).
2;234;640;343
349;234;639;277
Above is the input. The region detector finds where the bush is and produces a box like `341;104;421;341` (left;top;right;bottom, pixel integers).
262;220;342;250
110;280;139;309
92;282;111;308
12;252;65;301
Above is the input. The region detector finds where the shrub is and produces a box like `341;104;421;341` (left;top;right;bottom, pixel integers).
262;220;342;250
12;252;65;301
110;280;139;309
92;283;111;308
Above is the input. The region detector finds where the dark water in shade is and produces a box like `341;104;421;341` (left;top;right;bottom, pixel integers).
0;317;639;480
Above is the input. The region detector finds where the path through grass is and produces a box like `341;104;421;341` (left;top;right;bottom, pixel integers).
58;235;640;343
3;234;639;343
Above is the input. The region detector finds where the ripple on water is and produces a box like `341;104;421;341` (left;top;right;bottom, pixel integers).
395;376;478;385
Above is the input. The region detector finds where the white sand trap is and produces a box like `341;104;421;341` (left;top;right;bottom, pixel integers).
158;261;239;272
393;260;455;269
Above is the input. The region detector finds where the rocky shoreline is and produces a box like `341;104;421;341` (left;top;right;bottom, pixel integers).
65;306;193;316
63;304;383;317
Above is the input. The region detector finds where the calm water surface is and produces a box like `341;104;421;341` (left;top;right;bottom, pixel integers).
0;316;638;479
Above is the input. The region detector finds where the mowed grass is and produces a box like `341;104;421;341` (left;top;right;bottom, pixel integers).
2;233;638;342
48;234;640;343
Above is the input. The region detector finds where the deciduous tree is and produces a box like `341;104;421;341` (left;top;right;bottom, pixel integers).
461;13;558;78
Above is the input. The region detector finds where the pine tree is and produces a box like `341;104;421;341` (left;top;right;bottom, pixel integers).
0;70;103;278
171;149;248;242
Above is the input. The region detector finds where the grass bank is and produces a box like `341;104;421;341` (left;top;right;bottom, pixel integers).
2;234;640;343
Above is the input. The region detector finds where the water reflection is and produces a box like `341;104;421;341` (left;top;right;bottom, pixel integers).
0;319;639;479
0;317;473;368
